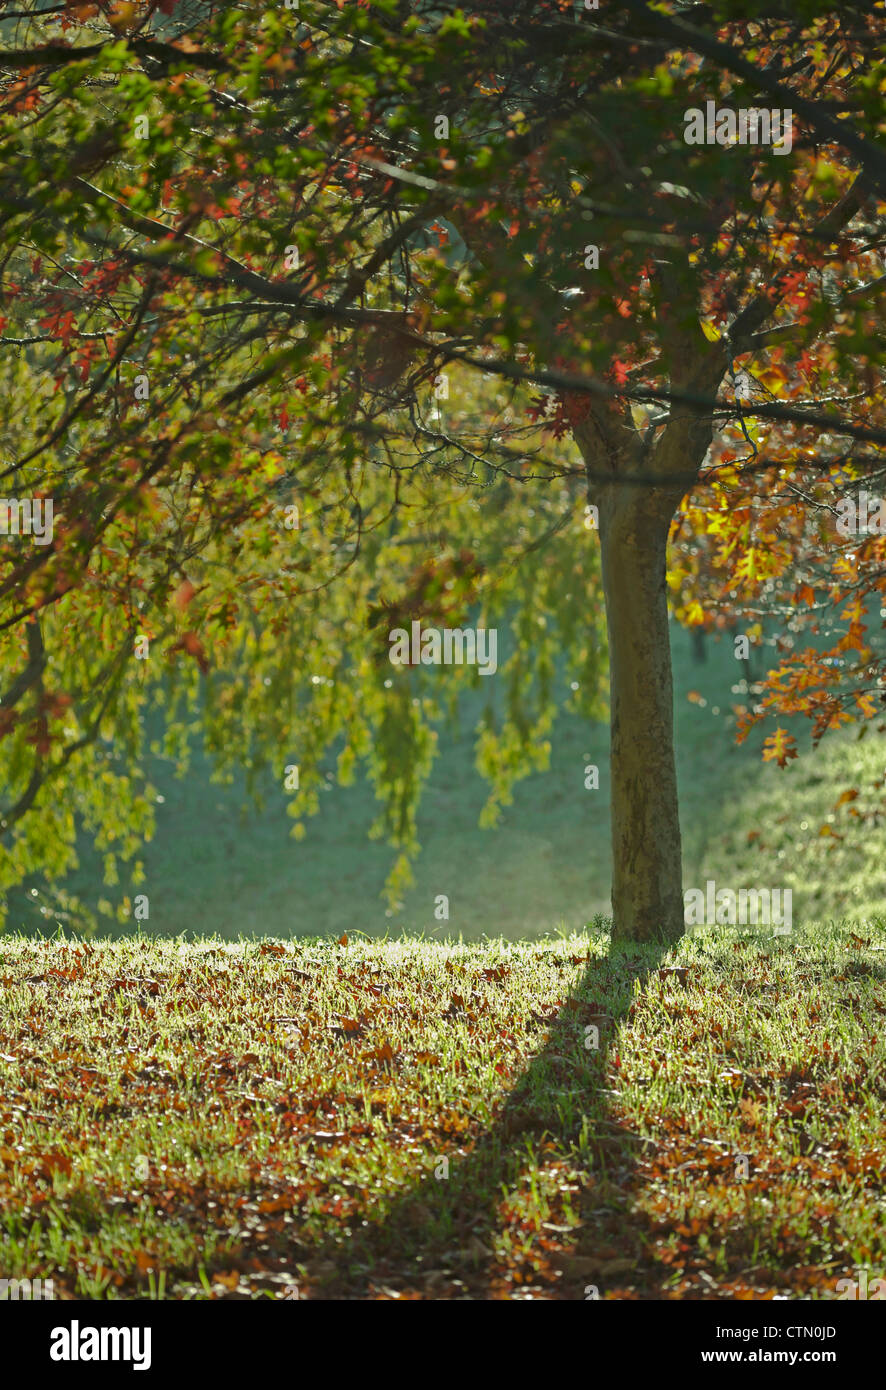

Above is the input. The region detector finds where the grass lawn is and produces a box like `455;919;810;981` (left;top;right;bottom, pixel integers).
2;920;885;1300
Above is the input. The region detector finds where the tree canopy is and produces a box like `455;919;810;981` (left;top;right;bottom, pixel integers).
1;0;884;936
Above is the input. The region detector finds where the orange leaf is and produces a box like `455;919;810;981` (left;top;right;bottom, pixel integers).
173;579;197;610
833;788;859;809
762;729;798;768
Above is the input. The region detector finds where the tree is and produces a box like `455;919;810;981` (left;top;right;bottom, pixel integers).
0;0;883;940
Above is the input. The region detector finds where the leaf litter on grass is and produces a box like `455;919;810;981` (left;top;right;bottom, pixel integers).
0;922;884;1298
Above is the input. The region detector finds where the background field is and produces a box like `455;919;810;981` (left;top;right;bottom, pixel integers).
9;625;885;940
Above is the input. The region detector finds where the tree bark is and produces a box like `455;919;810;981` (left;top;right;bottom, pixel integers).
599;483;684;943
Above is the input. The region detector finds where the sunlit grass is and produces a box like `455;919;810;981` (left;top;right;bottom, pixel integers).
1;920;884;1299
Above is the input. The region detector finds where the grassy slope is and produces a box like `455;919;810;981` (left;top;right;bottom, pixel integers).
1;923;884;1300
15;627;885;940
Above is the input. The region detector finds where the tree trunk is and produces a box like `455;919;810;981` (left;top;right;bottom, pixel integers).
599;484;684;943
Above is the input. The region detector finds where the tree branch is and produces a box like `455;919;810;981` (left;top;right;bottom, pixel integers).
621;0;886;195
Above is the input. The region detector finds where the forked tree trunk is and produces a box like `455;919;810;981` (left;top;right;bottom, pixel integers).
598;483;684;942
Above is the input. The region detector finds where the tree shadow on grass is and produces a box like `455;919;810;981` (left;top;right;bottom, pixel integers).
301;939;670;1301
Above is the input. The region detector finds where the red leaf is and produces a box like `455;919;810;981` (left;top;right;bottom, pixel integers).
168;631;209;674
